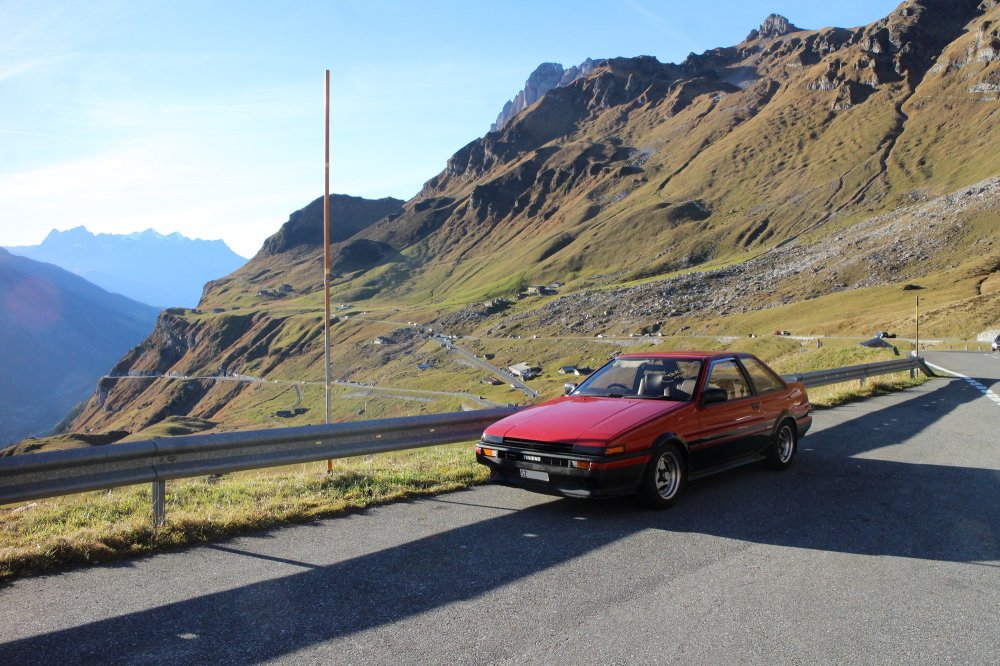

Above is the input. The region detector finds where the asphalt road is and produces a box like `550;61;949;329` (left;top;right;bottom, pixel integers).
1;351;998;664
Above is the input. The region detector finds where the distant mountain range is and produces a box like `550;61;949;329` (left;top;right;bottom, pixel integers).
5;227;247;308
0;248;160;445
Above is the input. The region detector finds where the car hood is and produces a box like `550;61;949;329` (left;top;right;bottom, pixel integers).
486;396;686;446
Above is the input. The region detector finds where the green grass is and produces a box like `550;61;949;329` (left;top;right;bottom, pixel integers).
0;444;487;582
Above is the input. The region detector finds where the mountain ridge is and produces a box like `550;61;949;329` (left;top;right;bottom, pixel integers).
6;226;247;308
492;58;602;132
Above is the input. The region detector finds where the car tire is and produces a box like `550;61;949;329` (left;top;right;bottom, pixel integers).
766;420;797;470
639;443;685;509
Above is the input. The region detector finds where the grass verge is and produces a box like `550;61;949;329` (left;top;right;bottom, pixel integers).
0;371;930;583
806;372;928;409
0;444;487;584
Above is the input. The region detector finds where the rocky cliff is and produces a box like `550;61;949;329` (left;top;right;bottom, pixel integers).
491;58;601;132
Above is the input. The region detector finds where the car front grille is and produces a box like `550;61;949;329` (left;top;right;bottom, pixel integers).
502;437;574;454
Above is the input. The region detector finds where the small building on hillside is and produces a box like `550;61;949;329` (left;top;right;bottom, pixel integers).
508;362;539;380
483;298;511;312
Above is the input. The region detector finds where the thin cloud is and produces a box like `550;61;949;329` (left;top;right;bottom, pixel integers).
0;58;51;82
621;0;697;48
0;128;84;141
0;137;313;257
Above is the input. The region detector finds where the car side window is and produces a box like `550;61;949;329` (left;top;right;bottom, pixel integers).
706;360;752;401
741;357;785;394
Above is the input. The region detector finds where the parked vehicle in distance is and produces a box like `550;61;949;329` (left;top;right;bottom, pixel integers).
477;352;812;508
992;334;1000;352
875;331;897;339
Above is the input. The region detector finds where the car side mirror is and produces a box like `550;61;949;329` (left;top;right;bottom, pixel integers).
701;387;728;405
564;383;578;395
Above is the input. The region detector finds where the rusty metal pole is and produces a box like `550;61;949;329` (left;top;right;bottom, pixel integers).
324;69;333;473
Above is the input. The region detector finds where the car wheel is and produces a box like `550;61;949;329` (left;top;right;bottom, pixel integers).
639;443;685;509
766;420;796;470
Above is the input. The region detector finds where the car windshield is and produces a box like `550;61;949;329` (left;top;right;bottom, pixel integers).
573;357;703;401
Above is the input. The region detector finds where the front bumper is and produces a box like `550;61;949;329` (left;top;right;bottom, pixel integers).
475;445;649;499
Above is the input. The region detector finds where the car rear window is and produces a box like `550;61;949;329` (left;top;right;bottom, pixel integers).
741;357;785;393
706;359;752;400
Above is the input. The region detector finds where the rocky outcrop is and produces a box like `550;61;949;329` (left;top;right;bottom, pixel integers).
491;58;601;132
259;194;404;257
746;14;800;41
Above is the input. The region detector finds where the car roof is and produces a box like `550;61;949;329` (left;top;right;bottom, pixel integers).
616;351;753;361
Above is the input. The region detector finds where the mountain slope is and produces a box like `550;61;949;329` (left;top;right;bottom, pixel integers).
200;194;406;306
0;248;159;445
7;226;247;308
323;0;995;306
61;0;1000;437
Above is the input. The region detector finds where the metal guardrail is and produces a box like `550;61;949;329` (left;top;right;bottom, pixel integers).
0;407;517;525
782;356;934;389
0;358;935;525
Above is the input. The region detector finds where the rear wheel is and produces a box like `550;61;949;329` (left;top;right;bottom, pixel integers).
639;443;685;509
766;420;796;470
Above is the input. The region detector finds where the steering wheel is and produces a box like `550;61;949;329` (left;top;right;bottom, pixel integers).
605;383;630;392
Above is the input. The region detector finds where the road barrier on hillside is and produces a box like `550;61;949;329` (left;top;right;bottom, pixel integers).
0;357;935;526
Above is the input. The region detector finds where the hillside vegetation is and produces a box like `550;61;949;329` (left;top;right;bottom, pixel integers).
35;0;1000;440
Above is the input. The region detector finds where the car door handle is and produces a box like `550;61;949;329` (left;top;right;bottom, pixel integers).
751;402;761;411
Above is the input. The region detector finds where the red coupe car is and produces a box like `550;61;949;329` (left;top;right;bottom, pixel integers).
476;352;812;508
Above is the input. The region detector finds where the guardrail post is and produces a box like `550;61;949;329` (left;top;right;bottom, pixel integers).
152;480;166;527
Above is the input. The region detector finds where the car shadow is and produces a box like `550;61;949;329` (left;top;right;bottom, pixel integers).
1;379;995;663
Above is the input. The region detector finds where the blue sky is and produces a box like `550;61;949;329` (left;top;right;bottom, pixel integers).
1;0;902;258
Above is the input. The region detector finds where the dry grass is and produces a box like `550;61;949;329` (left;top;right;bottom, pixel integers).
0;444;487;583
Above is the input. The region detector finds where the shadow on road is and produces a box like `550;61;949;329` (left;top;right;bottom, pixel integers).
2;379;997;662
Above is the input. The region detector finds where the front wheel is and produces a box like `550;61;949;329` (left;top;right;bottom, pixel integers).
639;443;686;509
766;420;797;470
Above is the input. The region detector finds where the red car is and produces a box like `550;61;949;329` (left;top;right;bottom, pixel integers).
476;352;811;508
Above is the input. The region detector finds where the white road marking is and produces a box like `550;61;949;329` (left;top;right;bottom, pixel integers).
925;361;1000;407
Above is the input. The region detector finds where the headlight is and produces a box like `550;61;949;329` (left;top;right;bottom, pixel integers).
482;433;503;445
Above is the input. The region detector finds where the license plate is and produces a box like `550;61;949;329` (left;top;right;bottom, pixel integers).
520;469;549;482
